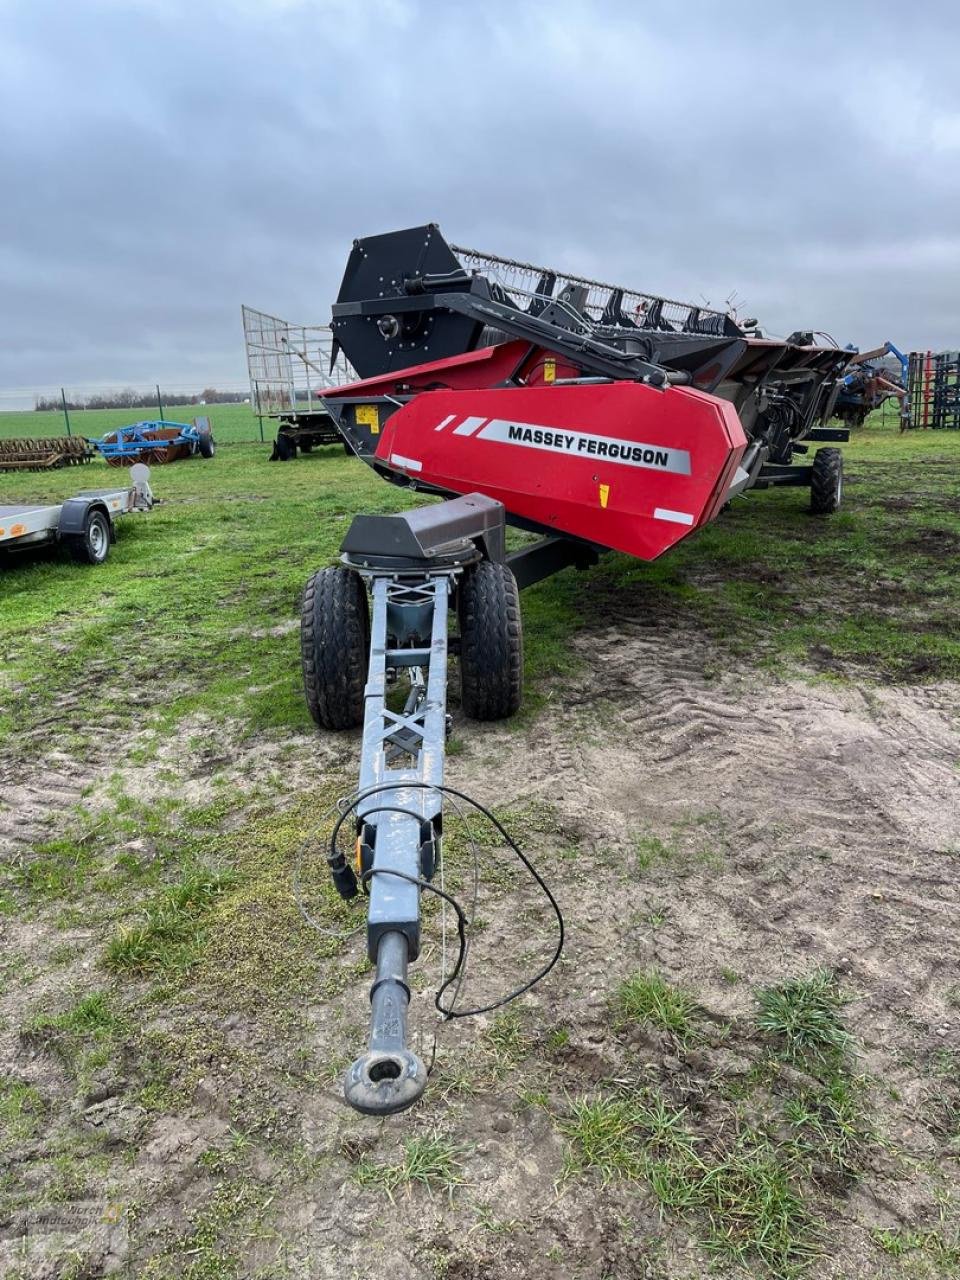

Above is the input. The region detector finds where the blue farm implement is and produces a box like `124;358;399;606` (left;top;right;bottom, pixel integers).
91;416;216;467
834;342;909;428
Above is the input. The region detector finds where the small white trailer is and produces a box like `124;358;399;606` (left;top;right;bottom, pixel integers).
0;463;153;566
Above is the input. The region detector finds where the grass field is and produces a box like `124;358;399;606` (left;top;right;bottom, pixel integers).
3;413;959;753
0;401;266;444
2;415;960;1279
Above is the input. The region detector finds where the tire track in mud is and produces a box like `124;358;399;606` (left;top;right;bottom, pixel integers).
0;721;351;862
484;612;960;1065
0;756;89;858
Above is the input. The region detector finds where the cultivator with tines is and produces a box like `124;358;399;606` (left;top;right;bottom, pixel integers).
907;351;960;430
298;223;861;1116
0;437;94;472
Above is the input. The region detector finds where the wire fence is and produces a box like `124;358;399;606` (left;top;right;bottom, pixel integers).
0;383;273;444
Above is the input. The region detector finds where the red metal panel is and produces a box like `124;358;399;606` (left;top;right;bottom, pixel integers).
373;382;746;561
322;341;533;397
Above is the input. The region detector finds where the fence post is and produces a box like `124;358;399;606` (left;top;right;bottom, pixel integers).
156;384;164;421
61;388;72;437
255;384;265;442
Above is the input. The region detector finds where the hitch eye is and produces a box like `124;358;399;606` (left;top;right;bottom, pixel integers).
367;1057;403;1083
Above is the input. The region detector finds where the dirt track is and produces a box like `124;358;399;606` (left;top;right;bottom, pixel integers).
3;603;959;1278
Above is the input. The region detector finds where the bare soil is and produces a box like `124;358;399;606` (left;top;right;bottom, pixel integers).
2;603;959;1279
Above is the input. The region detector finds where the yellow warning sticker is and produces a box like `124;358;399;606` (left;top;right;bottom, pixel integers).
599;484;610;509
544;358;556;383
356;404;380;434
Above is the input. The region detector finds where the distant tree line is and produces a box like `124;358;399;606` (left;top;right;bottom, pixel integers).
34;387;247;411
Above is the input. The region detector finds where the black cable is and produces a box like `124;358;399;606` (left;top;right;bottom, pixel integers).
357;865;468;980
328;782;564;1019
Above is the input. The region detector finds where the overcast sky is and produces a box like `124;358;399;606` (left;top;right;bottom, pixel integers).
1;0;958;399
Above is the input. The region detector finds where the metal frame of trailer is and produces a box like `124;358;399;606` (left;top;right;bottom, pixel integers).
0;465;153;565
241;305;358;458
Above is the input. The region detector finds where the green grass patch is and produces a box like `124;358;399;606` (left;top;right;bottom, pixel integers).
188;790;359;1014
0;1078;46;1144
13;836;97;900
481;1005;531;1070
615;969;699;1044
21;989;127;1092
25;990;121;1039
872;1225;960;1273
561;1090;819;1275
562;964;871;1274
755;970;851;1066
138;1177;272;1280
104;867;237;975
782;1072;869;1180
631;816;727;876
354;1133;466;1202
633;833;675;871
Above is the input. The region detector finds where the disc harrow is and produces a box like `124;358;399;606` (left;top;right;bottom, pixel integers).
0;436;94;472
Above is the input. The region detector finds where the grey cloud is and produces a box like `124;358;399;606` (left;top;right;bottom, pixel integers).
1;0;959;394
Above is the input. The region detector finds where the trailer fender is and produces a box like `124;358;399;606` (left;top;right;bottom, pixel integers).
57;497;113;539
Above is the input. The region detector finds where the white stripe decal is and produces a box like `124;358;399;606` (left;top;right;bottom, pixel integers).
390;453;422;473
452;415;488;436
653;507;694;525
434;413;456;432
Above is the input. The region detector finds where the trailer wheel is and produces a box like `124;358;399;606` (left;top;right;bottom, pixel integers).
198;434;216;459
810;448;843;515
67;509;111;565
458;561;523;720
301;566;369;730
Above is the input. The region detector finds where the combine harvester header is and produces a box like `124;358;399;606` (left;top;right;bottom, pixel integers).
323;223;854;561
298;224;859;1116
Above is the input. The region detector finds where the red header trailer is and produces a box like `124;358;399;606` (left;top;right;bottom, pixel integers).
297;227;858;1116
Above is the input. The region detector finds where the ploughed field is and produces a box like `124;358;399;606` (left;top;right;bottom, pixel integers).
0;416;958;1279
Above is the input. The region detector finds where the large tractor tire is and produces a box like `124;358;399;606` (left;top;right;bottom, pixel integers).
810;447;843;515
458;560;523;721
301;567;369;729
